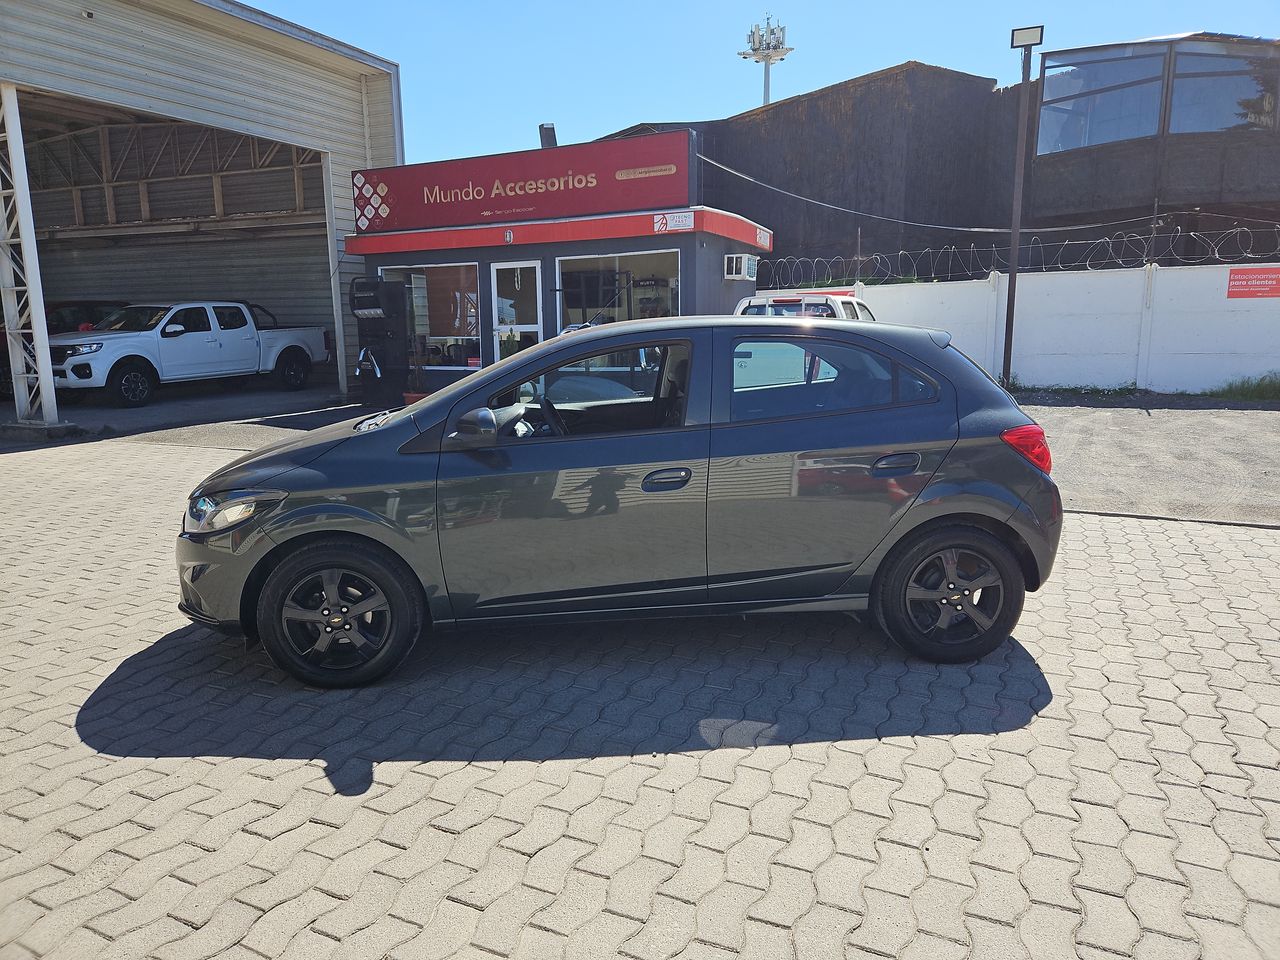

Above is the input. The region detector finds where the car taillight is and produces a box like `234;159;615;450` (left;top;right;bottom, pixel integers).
1001;424;1051;474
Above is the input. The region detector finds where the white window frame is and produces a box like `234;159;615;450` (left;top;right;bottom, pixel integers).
491;259;544;363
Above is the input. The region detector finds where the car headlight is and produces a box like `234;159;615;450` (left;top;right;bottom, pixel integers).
183;490;284;534
67;342;102;356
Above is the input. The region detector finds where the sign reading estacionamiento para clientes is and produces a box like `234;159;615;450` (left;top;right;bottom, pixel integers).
1227;266;1280;298
352;131;693;234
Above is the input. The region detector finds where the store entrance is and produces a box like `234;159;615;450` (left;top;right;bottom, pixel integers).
492;261;543;361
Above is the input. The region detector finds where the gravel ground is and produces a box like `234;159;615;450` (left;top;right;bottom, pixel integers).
1025;404;1280;526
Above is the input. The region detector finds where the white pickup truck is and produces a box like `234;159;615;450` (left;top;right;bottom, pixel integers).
47;301;330;406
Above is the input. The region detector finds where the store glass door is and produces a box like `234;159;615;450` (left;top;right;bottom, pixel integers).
492;261;542;361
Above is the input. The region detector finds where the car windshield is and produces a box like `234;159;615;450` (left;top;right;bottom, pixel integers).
95;306;170;332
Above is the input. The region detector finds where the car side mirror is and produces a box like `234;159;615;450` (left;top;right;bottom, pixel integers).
445;407;497;449
162;322;186;338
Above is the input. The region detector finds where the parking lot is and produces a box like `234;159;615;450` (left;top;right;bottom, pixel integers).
1;395;1278;959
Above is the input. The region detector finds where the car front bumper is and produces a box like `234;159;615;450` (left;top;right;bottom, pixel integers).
51;360;108;389
176;520;277;631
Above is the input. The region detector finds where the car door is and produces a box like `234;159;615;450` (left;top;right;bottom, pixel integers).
706;326;957;602
157;306;219;380
435;328;712;619
212;305;260;374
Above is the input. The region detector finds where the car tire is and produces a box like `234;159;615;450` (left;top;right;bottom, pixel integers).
276;349;311;391
872;525;1024;664
108;360;156;407
256;538;425;688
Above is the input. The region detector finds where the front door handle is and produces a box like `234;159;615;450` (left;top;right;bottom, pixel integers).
642;467;692;492
871;453;921;476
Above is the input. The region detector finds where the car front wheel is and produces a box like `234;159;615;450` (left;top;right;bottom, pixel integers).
108;360;156;407
873;526;1025;663
256;539;425;687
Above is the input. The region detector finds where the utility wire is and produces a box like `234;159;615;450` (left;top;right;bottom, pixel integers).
696;153;1280;234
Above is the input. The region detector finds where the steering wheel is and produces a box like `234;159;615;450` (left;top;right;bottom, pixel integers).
540;396;569;436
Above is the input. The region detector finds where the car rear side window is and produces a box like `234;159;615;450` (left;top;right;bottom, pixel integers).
213;306;248;330
856;303;877;322
730;337;936;423
740;303;768;316
840;302;858;320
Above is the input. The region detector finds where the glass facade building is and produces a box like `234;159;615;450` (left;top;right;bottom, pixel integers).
1038;36;1280;155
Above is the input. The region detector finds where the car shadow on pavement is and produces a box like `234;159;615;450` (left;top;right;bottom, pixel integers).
77;615;1052;795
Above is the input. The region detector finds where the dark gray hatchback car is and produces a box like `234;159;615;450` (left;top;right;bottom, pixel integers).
177;317;1061;687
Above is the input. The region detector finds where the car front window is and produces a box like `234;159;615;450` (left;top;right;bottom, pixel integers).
95;307;169;332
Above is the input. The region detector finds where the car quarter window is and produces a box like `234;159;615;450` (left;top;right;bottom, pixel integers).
487;341;692;439
171;306;211;332
213;306;248;330
729;337;936;423
840;301;858;320
856;303;877;323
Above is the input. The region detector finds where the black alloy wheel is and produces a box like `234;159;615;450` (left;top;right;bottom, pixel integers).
873;526;1025;663
279;568;393;670
904;547;1004;644
257;538;424;687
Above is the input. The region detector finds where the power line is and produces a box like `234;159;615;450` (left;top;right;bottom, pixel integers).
696;153;1280;234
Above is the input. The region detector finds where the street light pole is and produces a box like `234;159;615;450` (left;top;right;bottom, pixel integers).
1002;26;1044;389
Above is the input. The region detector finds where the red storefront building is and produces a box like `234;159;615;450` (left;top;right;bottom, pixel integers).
345;131;771;392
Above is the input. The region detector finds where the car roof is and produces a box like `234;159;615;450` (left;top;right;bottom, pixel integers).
560;315;948;351
744;290;861;300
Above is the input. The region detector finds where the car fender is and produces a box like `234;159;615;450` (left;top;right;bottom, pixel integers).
838;474;1023;597
256;459;452;626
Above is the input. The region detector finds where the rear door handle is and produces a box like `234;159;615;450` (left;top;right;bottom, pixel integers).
871;453;921;476
642;467;692;492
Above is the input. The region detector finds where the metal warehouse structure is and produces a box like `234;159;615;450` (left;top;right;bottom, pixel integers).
1;0;403;424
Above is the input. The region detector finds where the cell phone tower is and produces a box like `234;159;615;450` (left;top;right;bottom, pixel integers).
739;15;794;106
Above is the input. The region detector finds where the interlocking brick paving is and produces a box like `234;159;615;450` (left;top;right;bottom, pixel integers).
1;438;1277;958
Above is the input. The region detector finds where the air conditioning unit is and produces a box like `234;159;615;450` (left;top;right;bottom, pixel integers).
724;254;759;282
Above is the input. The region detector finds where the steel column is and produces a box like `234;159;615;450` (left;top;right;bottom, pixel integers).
1;83;58;424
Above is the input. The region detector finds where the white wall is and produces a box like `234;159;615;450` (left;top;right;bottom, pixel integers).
842;262;1280;392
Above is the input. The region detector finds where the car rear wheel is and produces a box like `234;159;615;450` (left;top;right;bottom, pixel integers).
276;349;311;391
256;539;424;687
108;360;156;407
873;526;1024;663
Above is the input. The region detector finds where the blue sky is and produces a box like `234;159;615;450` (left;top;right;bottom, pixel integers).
254;1;1279;164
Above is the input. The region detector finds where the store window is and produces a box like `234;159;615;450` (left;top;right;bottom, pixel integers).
1038;53;1165;154
382;264;481;368
558;251;679;331
1169;53;1279;133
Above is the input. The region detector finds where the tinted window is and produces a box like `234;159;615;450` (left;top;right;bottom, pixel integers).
730;338;934;422
171;307;211;333
492;341;692;437
740;303;768;316
213;306;248;330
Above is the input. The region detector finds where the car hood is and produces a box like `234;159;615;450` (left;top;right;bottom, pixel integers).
191;414;369;496
47;329;146;343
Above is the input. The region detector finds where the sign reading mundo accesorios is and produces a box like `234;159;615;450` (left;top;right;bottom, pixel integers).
352;131;692;234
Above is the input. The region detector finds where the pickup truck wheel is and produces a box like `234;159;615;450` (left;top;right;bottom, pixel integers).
276;350;311;391
109;361;156;407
